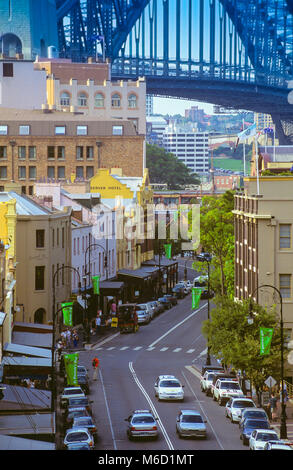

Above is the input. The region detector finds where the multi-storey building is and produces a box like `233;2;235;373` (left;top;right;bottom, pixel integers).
233;175;293;377
0;108;145;195
0;187;72;324
163;130;210;174
146;95;154;117
34;58;146;135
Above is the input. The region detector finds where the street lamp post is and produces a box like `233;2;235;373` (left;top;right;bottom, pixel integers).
52;265;82;413
196;253;212;366
249;284;287;439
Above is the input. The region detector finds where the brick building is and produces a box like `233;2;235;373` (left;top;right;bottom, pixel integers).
0;108;145;195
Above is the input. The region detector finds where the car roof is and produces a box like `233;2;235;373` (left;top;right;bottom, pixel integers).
66;427;91;434
158;375;178;380
133;409;153;415
243;408;266;413
231;398;254;403
180;409;201;415
255;429;278;433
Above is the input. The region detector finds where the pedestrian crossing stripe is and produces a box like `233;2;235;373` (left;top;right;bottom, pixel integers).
93;344;201;355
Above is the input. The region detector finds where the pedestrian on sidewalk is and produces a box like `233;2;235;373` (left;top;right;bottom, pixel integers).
95;315;101;335
72;330;79;348
65;328;72;348
92;356;100;381
269;393;278;422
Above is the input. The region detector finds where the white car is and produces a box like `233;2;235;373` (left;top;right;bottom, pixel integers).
225;398;256;423
136;304;152;324
213;379;244;406
200;371;217;396
249;429;279;450
60;386;85;408
64;427;94;449
154;375;184;401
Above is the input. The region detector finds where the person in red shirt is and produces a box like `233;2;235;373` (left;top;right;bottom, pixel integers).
92;356;100;381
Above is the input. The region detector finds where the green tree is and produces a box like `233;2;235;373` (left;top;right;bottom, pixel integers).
194;191;235;296
202;297;285;390
146;144;200;189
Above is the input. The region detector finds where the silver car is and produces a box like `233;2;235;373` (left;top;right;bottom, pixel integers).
125;410;158;440
136;304;151;324
176;410;207;439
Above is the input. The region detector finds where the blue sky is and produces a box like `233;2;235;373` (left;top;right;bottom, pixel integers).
153;97;214;116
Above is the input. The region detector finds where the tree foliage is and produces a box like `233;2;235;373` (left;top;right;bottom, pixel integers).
202;297;285;389
146;144;200;189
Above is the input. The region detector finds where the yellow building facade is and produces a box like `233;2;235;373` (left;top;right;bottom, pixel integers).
90;168;154;271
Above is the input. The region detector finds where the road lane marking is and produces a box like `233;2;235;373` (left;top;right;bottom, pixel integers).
187;349;195;354
93;332;120;349
129;362;174;450
148;303;207;348
192;348;208;363
99;368;117;450
106;347;115;350
160;347;168;351
146;347;155;351
173;348;182;352
120;347;129;350
182;368;225;450
133;346;143;350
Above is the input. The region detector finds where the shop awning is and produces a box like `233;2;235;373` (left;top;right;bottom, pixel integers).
0;413;54;437
0;435;55;450
142;256;179;267
0;384;51;412
12;332;52;349
3;343;52;359
118;266;159;281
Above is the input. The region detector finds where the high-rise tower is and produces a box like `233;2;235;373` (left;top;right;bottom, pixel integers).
0;0;58;60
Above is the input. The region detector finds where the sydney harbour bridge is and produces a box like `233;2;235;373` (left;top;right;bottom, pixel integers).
19;1;293;140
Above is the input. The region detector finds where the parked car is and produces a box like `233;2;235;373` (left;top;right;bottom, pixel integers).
177;281;192;293
72;416;97;441
200;371;218;396
239;408;269;428
125;410;158;440
240;419;272;445
146;301;156;319
77;365;89;379
172;286;185;299
176;410;207;439
148;301;160;316
249;429;279;450
158;297;172;310
154;375;184;401
164;294;178;306
77;375;90;395
213;379;244;405
60;387;85;408
67;442;93;450
136;304;151;324
63;427;94;449
63;407;90;431
65;397;93;415
264;441;293;450
225;398;256;423
193;276;214;299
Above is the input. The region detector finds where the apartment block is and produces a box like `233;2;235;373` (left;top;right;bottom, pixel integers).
0;108;145;195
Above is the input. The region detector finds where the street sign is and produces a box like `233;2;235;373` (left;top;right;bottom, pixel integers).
262;391;270;406
265;376;277;388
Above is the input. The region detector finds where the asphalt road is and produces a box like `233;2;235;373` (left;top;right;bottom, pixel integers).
76;261;248;451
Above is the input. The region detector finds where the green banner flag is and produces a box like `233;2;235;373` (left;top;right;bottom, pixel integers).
61;302;73;326
64;353;79;386
260;327;274;355
92;275;100;295
192;287;202;309
164;243;172;259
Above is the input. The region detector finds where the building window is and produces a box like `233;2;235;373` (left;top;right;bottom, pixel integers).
76;146;84;160
77;125;88;136
29;166;36;180
57;166;65;179
112;125;123;136
94;93;104;108
18;146;26;159
86;146;93;160
280;224;291;249
3;63;13;77
62;227;65;249
0;167;7;179
57;146;65;159
55;126;66;135
47;146;55;159
128;94;137;108
35;266;45;291
18;166;26;179
280;274;291;298
47;166;55;179
60;91;70;106
0;147;7;159
0;126;8;135
78;92;88;107
76;166;84;179
86;166;94;179
111;93;121;108
36;229;45;248
19;125;30;135
28;146;36;160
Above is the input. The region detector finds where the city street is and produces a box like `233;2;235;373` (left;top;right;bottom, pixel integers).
77;281;247;451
